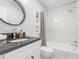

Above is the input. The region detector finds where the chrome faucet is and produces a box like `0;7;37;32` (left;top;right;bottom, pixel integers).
13;28;17;39
71;40;78;47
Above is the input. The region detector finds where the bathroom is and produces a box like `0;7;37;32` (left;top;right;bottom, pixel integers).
0;0;79;59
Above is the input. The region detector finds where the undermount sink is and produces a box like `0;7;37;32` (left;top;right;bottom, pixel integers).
10;39;29;43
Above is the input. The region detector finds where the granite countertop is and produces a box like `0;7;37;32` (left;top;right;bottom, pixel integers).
0;37;40;55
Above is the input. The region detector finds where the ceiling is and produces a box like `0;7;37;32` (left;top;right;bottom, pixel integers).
39;0;78;11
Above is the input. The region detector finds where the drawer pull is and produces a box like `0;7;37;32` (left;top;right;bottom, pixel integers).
31;56;34;59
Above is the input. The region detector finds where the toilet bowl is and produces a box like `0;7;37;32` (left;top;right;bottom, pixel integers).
40;46;54;59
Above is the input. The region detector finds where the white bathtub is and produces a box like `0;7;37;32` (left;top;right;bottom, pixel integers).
47;41;79;59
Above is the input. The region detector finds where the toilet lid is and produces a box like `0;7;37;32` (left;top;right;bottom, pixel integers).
40;46;54;52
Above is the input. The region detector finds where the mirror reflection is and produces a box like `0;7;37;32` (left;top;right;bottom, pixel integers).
0;0;26;26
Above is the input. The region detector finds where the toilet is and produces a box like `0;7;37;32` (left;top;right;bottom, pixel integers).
40;46;54;59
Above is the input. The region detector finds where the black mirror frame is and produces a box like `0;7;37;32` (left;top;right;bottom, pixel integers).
0;0;26;26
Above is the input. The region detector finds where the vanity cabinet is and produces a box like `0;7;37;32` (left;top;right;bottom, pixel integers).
31;49;40;59
26;48;40;59
4;40;41;59
0;55;4;59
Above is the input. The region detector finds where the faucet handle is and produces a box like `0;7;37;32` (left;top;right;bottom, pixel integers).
73;40;78;43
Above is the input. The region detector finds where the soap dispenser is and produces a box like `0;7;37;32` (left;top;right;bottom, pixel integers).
13;32;16;39
19;30;23;38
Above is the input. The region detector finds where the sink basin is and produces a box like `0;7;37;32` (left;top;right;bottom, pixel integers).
10;39;29;43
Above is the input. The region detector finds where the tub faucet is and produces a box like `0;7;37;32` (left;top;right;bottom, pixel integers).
71;40;78;47
73;40;78;43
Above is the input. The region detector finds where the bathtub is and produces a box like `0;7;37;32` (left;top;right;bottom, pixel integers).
47;41;79;59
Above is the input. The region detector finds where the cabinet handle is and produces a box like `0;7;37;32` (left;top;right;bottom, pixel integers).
31;56;34;59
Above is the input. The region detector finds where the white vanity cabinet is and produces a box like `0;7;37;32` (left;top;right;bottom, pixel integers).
31;49;40;59
26;48;40;59
0;55;4;59
4;40;41;59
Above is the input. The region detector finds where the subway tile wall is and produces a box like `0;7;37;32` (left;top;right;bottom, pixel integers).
45;2;79;44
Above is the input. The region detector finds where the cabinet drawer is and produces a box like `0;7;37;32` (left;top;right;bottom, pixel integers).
5;40;41;59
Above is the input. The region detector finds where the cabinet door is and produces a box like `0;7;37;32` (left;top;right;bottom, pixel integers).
26;48;40;59
32;49;40;59
0;55;4;59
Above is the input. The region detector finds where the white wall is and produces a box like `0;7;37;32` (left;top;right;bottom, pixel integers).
0;0;44;37
46;2;77;44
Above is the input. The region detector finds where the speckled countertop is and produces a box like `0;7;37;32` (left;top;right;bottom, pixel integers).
0;37;40;55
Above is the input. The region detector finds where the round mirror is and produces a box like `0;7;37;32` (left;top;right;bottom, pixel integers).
0;0;26;26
